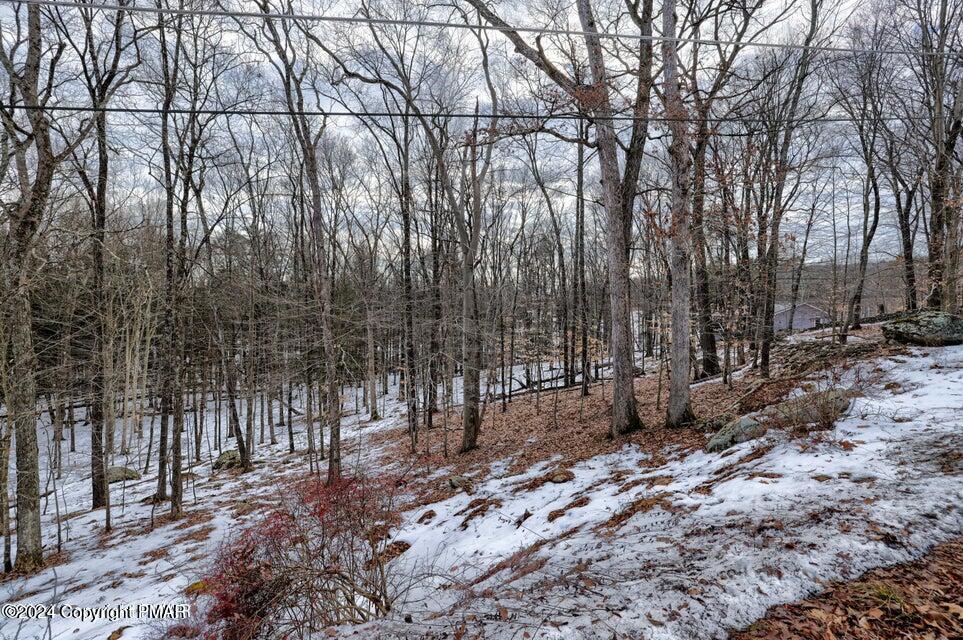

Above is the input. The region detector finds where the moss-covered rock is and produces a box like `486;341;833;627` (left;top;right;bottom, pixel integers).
706;415;766;452
707;389;854;452
213;449;242;471
882;310;963;346
547;468;575;484
107;466;141;484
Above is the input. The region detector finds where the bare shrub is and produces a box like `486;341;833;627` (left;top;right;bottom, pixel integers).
163;472;417;639
766;363;879;435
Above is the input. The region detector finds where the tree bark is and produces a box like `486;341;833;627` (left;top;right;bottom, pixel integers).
662;0;696;427
576;0;643;436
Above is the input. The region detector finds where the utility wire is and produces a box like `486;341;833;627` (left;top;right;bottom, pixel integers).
0;102;938;127
1;0;956;58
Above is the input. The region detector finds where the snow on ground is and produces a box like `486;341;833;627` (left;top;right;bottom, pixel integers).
2;344;961;640
0;386;407;640
1;359;555;640
356;345;963;639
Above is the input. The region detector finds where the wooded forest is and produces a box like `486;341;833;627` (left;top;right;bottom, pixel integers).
0;1;961;639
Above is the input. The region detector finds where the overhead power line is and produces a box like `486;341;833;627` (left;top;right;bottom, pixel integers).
0;101;936;128
1;0;955;58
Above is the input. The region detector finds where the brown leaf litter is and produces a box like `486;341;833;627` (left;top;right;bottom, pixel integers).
386;370;760;507
597;491;676;532
547;496;590;522
733;537;963;640
387;337;899;510
456;497;505;530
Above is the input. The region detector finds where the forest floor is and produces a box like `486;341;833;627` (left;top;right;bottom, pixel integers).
1;327;962;640
357;332;963;639
0;387;410;640
731;537;963;639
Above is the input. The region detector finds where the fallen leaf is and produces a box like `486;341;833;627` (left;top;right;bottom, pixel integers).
106;628;129;640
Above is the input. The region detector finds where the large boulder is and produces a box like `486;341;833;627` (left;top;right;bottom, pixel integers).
706;415;766;452
770;340;882;377
707;389;854;452
213;449;242;471
882;310;963;346
107;466;140;484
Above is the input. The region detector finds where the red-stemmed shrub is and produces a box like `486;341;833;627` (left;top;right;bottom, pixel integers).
168;472;412;639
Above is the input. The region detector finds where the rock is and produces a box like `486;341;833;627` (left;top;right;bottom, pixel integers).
107;466;140;484
447;475;475;495
707;389;853;452
763;389;853;427
706;415;766;452
547;468;575;484
515;508;532;528
882;310;963;346
106;627;130;640
213;449;241;471
769;340;881;376
699;413;733;433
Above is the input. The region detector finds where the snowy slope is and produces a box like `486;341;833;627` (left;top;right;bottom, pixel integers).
2;346;961;640
354;345;963;639
0;389;406;640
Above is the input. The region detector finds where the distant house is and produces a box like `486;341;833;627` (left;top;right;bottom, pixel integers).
773;303;829;332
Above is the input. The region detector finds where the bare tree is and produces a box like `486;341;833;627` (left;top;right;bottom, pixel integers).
0;3;98;571
56;0;141;524
466;0;656;436
756;0;825;377
661;0;695;426
238;0;343;480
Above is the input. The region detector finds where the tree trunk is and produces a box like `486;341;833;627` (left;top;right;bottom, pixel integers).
366;313;379;420
90;110;109;511
401;160;418;450
662;0;695;427
576;126;591;397
895;182;919;311
576;0;643;436
8;289;42;571
841;169;882;343
787;199;817;331
4;4;60;572
690;128;719;377
0;416;12;572
221;333;250;471
460;260;482;452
